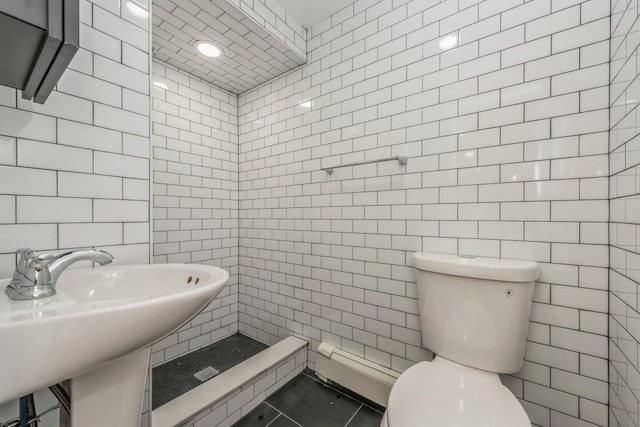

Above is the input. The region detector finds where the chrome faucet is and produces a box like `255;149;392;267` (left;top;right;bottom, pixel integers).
5;248;114;300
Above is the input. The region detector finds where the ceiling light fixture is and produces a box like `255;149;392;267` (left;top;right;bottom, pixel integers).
153;81;168;90
195;41;222;58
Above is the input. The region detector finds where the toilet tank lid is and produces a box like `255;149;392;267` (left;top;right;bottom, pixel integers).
413;252;540;283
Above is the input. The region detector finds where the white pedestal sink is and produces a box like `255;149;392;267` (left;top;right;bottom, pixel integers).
0;263;229;426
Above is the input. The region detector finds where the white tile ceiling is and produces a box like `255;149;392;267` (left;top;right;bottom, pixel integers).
152;0;306;94
275;0;356;29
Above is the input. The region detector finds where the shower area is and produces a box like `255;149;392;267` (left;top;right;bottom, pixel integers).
146;0;309;424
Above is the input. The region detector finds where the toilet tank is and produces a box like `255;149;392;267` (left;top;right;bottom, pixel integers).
413;252;539;374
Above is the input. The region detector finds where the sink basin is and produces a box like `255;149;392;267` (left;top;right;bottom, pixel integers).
0;263;228;421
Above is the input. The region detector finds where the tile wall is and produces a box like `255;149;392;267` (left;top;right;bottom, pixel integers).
0;0;625;426
150;61;240;366
238;0;611;426
0;0;152;276
0;0;151;423
609;0;640;426
228;0;308;62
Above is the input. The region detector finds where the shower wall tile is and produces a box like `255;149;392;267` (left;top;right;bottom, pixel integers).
238;1;610;426
609;0;640;426
150;61;240;366
0;0;152;268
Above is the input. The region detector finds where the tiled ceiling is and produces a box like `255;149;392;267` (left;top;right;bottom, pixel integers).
152;0;306;95
276;0;356;29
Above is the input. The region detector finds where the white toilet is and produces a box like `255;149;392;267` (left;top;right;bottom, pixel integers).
381;252;540;427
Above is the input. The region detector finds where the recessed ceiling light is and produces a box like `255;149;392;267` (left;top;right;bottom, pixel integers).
299;101;312;108
195;41;222;58
153;81;168;90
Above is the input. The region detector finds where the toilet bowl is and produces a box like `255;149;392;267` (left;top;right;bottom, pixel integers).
381;358;530;427
382;252;539;427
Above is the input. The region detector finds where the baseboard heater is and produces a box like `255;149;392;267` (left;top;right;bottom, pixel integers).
315;342;400;408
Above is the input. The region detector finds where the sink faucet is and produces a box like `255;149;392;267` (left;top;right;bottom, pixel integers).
5;248;114;300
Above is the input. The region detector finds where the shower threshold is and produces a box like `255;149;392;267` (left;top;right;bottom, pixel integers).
152;333;268;409
152;335;308;427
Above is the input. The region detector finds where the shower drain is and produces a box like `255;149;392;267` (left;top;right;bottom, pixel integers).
194;366;220;382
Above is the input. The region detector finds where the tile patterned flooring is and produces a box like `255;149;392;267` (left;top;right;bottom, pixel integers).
153;333;383;426
233;369;384;427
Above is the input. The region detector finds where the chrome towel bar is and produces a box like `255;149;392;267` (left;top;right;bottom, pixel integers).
322;155;408;174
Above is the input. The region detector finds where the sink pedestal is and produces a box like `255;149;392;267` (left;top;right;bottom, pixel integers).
71;348;150;427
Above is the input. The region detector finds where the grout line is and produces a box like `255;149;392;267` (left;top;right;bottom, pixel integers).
262;401;280;412
262;402;286;427
263;401;303;427
342;404;363;427
278;412;303;427
264;414;281;426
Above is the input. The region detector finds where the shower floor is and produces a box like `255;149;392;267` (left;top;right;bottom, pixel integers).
152;333;269;409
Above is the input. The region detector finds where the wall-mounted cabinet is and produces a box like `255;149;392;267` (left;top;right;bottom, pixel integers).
0;0;78;104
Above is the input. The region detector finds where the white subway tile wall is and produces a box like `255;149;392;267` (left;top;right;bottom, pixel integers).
0;0;152;273
150;61;239;366
0;1;627;426
0;0;151;424
609;0;640;426
238;1;610;426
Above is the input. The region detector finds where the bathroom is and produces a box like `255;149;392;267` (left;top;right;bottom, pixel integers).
0;0;627;425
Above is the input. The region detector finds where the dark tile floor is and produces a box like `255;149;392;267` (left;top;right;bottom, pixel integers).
153;333;268;409
233;369;384;427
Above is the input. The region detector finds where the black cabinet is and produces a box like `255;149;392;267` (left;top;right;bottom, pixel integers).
0;0;79;104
